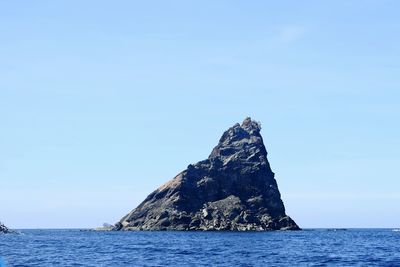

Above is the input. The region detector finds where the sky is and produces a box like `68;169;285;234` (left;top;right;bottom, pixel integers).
1;0;399;229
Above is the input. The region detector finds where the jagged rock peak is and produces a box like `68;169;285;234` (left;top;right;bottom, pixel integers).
114;118;299;231
215;117;261;145
209;117;267;166
242;116;261;131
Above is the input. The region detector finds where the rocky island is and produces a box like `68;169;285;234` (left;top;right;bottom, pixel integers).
0;222;12;234
114;118;299;231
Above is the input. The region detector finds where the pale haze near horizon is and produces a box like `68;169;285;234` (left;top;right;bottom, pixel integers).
1;1;399;229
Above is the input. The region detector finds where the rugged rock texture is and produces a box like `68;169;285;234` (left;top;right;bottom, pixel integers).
115;118;299;231
0;222;11;234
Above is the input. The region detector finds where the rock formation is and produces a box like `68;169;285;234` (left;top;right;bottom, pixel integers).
115;118;299;231
0;222;11;234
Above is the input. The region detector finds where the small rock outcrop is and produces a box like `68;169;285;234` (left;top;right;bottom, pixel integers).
115;118;300;231
0;222;12;234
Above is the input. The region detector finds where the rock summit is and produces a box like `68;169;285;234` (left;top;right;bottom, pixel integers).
115;118;299;231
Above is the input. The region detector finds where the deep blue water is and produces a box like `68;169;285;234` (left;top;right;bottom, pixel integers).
1;229;400;266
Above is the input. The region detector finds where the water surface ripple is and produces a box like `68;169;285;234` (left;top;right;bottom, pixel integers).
1;229;399;266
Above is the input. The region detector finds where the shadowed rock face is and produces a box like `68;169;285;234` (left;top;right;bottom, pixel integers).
115;118;300;231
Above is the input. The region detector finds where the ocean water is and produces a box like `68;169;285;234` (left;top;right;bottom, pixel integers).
1;229;399;266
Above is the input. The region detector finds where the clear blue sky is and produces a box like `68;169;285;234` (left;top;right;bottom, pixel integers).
1;1;399;229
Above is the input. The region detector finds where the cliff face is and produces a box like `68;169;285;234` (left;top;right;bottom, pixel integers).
115;118;299;231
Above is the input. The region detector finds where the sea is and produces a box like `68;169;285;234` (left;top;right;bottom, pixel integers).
1;229;399;266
